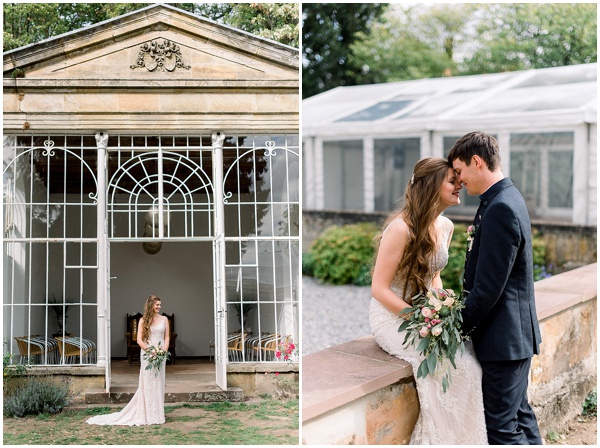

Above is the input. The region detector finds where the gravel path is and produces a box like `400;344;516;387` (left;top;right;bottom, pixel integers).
301;276;372;356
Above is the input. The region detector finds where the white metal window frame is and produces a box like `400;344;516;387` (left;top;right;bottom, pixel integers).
508;129;576;221
3;135;99;366
222;134;300;364
4;132;299;370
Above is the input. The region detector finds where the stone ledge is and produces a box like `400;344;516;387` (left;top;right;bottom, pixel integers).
227;362;298;374
302;263;597;423
16;365;104;376
533;263;597;320
302;337;412;422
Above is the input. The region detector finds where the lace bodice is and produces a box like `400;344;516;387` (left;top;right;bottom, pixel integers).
387;217;451;303
147;318;166;348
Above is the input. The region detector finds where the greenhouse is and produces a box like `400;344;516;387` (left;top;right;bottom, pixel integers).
302;63;596;225
3;4;299;392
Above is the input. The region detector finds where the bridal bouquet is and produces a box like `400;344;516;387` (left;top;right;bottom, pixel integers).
143;342;170;376
398;288;466;392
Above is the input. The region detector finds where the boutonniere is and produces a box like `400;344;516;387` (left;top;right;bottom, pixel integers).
466;225;478;251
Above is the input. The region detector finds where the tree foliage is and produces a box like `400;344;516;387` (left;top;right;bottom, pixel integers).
350;4;473;83
3;3;299;52
462;3;597;74
302;3;387;98
303;3;596;96
195;3;298;47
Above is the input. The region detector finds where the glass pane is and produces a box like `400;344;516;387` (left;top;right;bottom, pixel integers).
510;151;540;208
374;138;420;212
323;140;364;211
548;151;573;208
510;132;574;214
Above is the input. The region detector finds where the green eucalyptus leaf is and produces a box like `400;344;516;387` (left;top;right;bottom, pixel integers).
427;353;437;374
417;336;430;352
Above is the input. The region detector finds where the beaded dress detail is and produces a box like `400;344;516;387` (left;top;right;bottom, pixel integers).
369;217;488;444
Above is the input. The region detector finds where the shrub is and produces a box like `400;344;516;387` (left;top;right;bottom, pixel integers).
583;389;597;416
307;221;550;288
4;341;28;396
4;376;70;417
301;251;315;277
309;223;378;285
441;223;468;293
532;230;552;281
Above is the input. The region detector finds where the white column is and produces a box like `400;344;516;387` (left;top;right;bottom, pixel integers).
363;137;374;212
498;132;511;176
211;131;228;390
303;137;315;209
587;123;597;225
315;138;324;210
95;131;108;367
572;125;588;224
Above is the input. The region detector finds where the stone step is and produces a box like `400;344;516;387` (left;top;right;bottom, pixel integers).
83;386;244;404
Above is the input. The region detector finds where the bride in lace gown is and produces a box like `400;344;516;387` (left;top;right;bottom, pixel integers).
87;295;169;426
369;158;488;445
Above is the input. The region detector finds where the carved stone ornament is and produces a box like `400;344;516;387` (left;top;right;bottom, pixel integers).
130;39;191;72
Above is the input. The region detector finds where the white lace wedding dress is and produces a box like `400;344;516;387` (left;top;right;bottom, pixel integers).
87;319;166;426
369;220;488;445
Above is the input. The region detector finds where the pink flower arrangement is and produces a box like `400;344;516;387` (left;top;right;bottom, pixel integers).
275;341;298;363
399;288;467;392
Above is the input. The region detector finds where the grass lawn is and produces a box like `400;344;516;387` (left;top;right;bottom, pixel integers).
3;398;299;445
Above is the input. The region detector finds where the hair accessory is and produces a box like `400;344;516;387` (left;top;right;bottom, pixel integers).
410;173;415;185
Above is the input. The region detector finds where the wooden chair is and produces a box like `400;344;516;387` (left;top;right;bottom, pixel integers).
14;335;59;364
228;332;247;362
161;312;177;364
125;312;143;365
55;336;96;364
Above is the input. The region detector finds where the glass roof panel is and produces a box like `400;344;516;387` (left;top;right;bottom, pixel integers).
465;82;595;115
398;92;478;119
512;64;596;88
335;100;414;122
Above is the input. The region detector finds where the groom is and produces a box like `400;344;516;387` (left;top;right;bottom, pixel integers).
448;131;543;445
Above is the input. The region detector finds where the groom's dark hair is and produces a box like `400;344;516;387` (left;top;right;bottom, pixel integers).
447;131;501;171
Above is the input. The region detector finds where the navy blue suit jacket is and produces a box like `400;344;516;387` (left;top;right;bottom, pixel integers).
462;177;542;362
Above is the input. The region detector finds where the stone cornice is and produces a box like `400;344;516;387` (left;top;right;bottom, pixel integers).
3;112;299;132
3;78;299;90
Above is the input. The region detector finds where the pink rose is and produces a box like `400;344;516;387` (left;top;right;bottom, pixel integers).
431;325;443;337
422;307;434;319
419;327;430;337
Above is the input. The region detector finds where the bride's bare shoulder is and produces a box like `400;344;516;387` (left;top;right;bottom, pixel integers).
383;216;410;239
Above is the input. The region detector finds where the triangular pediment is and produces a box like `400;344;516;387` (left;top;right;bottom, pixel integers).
3;4;298;84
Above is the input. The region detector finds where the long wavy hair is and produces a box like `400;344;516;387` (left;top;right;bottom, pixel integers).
372;157;452;301
141;295;161;343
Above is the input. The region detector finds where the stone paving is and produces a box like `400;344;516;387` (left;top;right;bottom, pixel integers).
301;276;371;356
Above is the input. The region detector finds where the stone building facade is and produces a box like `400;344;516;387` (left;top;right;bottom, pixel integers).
3;4;299;391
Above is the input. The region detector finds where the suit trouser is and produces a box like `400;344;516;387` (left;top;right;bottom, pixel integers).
480;358;542;445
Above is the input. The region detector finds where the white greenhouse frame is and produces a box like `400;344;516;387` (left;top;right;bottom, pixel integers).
3;131;300;392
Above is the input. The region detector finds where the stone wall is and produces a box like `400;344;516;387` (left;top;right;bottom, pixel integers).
302;210;597;271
